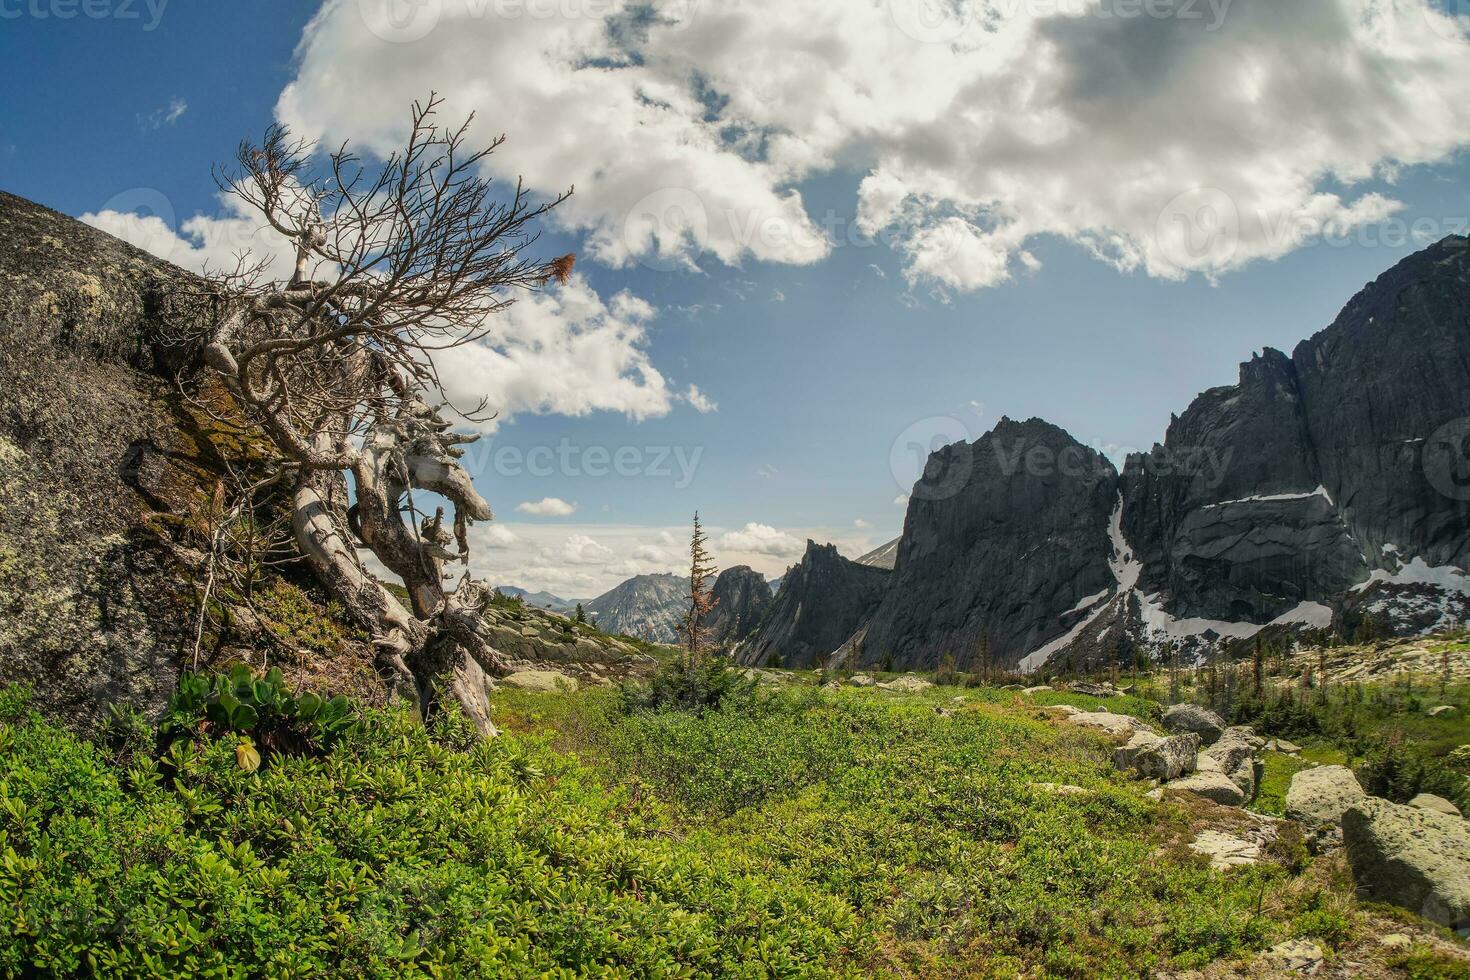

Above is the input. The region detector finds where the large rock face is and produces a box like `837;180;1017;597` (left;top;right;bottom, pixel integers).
0;192;211;725
703;565;772;647
1343;797;1470;931
585;573;686;643
735;542;888;668
1121;237;1470;630
859;418;1118;670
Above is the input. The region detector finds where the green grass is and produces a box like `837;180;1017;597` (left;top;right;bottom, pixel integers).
1252;744;1349;817
2;676;1463;977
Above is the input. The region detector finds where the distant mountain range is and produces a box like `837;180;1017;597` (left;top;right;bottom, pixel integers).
731;237;1470;674
585;573;686;643
493;586;582;614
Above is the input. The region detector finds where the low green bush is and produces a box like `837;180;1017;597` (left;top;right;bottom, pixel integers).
161;665;357;759
0;684;857;978
619;650;754;715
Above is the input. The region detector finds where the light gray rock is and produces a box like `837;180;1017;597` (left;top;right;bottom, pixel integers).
1023;685;1054;695
847;673;877;687
1428;705;1458;718
1066;709;1150;736
1069;682;1115;697
1276;739;1303;754
501;669;580;692
1162;703;1227;744
1114;730;1200;782
1285;765;1366;830
1410;793;1463;817
1169;770;1248;807
1266;939;1324;975
1343;797;1470;930
877;675;933;693
1203;726;1265;801
1190;829;1260;869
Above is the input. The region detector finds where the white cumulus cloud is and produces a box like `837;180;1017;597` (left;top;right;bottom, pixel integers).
716;522;806;558
272;0;1470;293
517;497;578;517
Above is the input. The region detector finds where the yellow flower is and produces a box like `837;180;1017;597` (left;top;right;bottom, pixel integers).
236;738;262;773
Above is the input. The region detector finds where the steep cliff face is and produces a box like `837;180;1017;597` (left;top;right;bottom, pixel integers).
859;418;1118;670
735;542;888;668
585;573;686;643
1120;348;1365;623
703;565;772;647
1292;237;1470;572
1118;237;1470;631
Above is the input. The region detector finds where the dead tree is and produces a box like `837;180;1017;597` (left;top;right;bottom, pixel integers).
191;95;573;731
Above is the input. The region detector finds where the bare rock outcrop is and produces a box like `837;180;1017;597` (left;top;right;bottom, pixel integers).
1343;797;1470;931
736;541;889;668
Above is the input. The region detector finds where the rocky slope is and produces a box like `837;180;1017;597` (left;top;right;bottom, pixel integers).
857;418;1119;670
585;573;686;643
0;191;222;725
702;565;772;647
0;191;677;722
495;586;580;614
856;538;900;570
735;542;889;668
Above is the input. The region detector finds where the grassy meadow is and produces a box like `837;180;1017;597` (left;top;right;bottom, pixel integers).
5;667;1469;978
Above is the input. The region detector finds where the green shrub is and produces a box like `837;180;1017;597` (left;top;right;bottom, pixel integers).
619;651;754;715
1357;735;1468;810
0;686;857;978
161;665;357;759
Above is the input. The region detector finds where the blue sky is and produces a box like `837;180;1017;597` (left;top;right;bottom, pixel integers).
3;0;1469;596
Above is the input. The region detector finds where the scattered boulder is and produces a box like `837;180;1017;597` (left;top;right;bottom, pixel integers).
1428;705;1458;718
1203;726;1265;801
1063;709;1150;736
847;673;877;687
1162;703;1226;744
1114;730;1200;782
1190;829;1260;869
1274;738;1303;755
1410;793;1463;817
1169;770;1248;807
1285;765;1366;832
1265;939;1324;975
1068;682;1115;697
501;669;579;693
1343;797;1470;931
877;676;934;693
1023;685;1053;695
738;668;786;686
